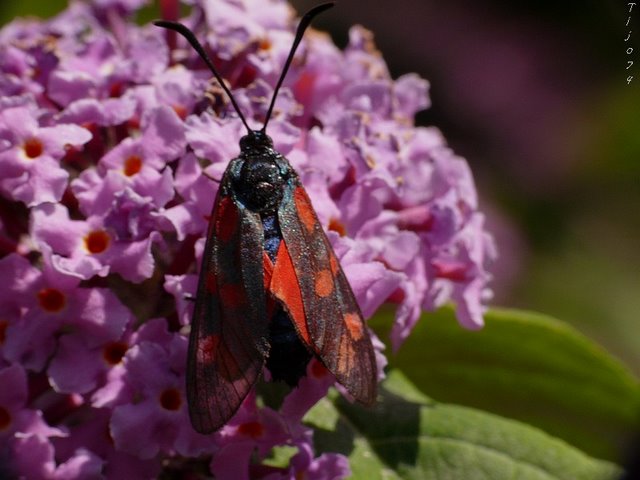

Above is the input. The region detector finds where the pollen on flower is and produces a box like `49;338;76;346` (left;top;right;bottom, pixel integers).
123;154;143;176
364;154;376;168
0;406;11;430
328;218;346;236
172;104;188;119
238;420;265;439
23;137;44;159
258;38;272;51
37;288;66;313
102;341;128;365
84;230;110;254
159;387;182;411
108;82;124;98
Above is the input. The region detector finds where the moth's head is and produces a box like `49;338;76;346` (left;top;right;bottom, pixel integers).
239;130;273;152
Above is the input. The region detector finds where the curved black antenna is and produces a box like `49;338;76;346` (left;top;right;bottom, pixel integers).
155;2;334;135
262;2;335;133
154;20;252;134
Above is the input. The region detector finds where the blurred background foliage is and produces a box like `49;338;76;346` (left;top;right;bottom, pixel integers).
1;0;638;374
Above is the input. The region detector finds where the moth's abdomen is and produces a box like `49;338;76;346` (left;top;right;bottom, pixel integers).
266;306;313;386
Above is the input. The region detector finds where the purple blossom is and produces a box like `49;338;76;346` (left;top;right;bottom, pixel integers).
0;0;495;477
0;364;69;479
0;106;92;206
109;333;215;459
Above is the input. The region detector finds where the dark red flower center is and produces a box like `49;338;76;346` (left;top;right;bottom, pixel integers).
123;155;143;176
238;421;265;438
23;137;44;158
0;406;11;430
159;388;182;411
37;288;66;313
328;218;346;237
258;38;272;51
102;341;128;365
172;104;187;119
84;230;110;254
0;320;7;344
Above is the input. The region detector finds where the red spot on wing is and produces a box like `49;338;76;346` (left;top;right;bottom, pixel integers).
344;312;364;341
293;187;317;234
314;269;334;297
219;284;244;309
270;242;311;345
337;336;353;374
217;342;245;382
198;334;220;364
205;272;217;294
216;197;238;243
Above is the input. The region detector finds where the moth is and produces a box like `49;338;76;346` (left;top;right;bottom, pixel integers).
156;2;377;434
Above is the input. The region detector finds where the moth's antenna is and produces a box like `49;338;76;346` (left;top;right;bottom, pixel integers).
262;2;335;133
154;20;253;134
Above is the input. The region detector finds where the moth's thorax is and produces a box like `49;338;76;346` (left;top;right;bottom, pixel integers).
233;131;289;213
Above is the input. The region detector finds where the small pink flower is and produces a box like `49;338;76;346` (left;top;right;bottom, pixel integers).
0;106;91;206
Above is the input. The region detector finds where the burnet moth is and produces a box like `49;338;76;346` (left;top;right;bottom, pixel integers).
156;2;377;434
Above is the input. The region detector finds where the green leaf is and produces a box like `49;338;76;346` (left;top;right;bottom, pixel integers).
369;306;640;462
312;371;621;480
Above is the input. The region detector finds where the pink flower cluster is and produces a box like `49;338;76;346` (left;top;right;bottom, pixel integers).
0;0;494;477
